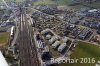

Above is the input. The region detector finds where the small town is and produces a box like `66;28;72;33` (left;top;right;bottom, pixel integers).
0;0;100;66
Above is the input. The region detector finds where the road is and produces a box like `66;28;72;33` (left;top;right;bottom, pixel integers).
16;9;40;66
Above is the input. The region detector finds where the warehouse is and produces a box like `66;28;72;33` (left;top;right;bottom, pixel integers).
58;43;67;52
45;34;52;40
62;37;69;43
86;9;100;18
37;40;44;49
41;52;52;61
49;36;58;45
52;41;60;49
78;28;92;40
35;34;45;49
41;29;54;36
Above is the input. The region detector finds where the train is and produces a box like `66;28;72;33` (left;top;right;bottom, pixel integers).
27;15;35;27
10;26;15;39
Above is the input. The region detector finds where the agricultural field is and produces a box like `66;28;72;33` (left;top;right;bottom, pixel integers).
0;32;9;46
81;2;100;8
59;41;100;66
0;0;23;2
15;0;23;3
32;0;100;9
55;0;73;5
33;0;73;6
33;0;56;6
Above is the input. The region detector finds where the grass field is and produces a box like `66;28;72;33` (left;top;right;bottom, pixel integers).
59;41;100;66
56;0;72;5
81;2;100;8
33;0;100;9
0;0;23;2
33;0;73;6
0;32;9;46
15;0;23;2
33;0;56;5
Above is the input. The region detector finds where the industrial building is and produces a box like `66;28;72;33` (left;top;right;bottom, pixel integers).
78;28;92;40
35;33;45;49
52;41;60;49
37;40;44;49
41;29;72;53
45;34;52;40
41;52;52;61
49;36;59;45
41;29;54;36
62;37;69;43
58;43;67;52
93;35;100;44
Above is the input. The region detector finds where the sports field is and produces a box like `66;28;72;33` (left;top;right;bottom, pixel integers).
59;41;100;66
0;32;9;46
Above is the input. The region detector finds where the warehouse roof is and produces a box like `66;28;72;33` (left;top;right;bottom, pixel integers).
88;9;97;12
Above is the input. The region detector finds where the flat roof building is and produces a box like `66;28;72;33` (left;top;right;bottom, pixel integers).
49;36;58;45
37;40;44;49
46;34;52;40
78;28;92;40
52;41;60;49
62;37;69;43
58;43;67;52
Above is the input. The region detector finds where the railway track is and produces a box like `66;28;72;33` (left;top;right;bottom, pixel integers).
17;9;40;66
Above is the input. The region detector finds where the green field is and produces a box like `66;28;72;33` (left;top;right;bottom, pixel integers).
33;0;56;5
15;0;23;2
0;0;23;2
0;32;9;46
55;0;73;5
1;0;100;8
33;0;73;6
59;41;100;66
81;2;100;8
33;0;100;9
